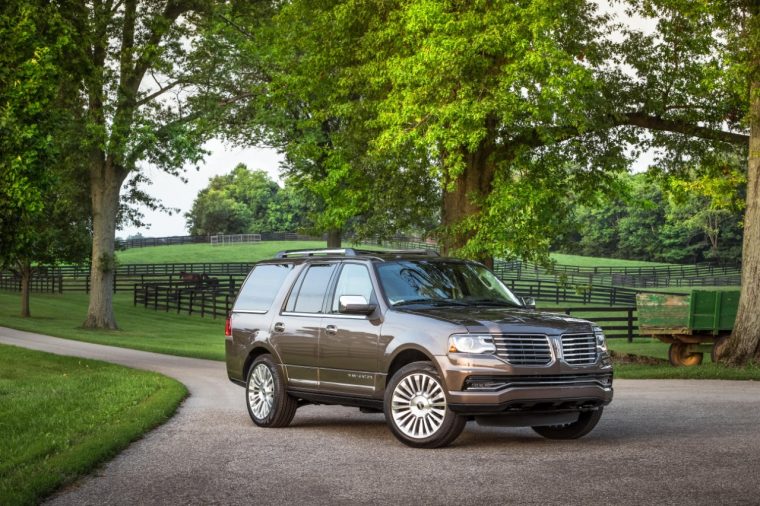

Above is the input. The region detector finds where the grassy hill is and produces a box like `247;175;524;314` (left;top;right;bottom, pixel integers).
116;241;328;264
116;240;676;268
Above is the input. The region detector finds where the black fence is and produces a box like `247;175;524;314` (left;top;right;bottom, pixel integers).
0;273;64;293
559;307;638;342
132;277;239;319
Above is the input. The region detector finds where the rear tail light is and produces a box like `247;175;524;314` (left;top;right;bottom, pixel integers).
225;315;232;337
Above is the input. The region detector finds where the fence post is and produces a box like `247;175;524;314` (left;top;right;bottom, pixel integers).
627;308;634;343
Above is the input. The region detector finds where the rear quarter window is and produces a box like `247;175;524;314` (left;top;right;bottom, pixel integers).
234;264;293;312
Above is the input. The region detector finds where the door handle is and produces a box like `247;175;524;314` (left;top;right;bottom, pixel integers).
325;324;337;335
273;322;285;333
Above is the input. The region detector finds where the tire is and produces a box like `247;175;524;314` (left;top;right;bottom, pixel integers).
384;361;466;448
245;355;298;428
668;342;703;367
532;407;604;440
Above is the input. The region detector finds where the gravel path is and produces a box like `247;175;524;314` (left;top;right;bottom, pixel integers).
2;326;760;505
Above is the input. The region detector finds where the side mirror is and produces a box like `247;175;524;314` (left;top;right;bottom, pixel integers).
339;295;376;315
521;296;536;310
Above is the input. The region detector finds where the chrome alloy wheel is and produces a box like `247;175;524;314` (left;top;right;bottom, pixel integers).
248;363;275;419
391;372;447;439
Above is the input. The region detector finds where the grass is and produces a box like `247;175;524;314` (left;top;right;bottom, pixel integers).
117;242;676;268
0;344;187;505
636;285;741;294
0;292;225;361
549;253;673;268
606;337;760;379
117;240;339;264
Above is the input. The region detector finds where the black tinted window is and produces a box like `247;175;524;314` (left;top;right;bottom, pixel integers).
234;264;292;311
290;264;336;313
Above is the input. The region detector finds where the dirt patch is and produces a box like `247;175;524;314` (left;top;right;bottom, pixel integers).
609;350;669;365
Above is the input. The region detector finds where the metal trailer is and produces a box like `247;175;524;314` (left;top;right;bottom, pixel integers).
636;290;740;366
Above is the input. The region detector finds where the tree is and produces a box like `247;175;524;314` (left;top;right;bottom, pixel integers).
185;164;288;235
0;0;91;316
56;1;256;329
217;0;441;247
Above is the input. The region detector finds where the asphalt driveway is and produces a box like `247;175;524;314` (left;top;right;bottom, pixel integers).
2;326;759;505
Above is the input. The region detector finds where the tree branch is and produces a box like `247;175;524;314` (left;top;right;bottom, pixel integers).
135;79;185;107
622;112;748;146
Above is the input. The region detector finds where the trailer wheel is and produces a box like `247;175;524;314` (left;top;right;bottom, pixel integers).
668;342;703;367
711;336;729;363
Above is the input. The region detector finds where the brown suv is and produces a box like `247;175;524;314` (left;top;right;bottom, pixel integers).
225;249;613;448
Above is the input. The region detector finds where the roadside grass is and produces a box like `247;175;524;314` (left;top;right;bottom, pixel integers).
0;344;186;506
0;292;224;361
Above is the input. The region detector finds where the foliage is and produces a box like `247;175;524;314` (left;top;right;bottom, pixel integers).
0;1;88;267
184;164;308;235
0;344;186;505
215;0;441;242
562;171;744;265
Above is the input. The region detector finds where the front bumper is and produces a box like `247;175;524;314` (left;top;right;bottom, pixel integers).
434;354;614;415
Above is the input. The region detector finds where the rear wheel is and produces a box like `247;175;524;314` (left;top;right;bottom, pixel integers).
385;362;465;448
532;408;604;440
246;355;298;428
668;342;703;367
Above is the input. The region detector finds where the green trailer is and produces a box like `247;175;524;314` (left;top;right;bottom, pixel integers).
636;290;740;366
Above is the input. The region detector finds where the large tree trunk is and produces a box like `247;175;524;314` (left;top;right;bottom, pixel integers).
83;158;124;330
19;260;31;318
721;79;760;365
327;228;342;248
440;144;496;268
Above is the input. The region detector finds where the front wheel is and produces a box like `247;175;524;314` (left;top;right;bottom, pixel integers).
384;361;465;448
246;355;298;428
532;407;604;440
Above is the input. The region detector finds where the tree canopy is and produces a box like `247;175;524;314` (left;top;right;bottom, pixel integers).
185;164;308;235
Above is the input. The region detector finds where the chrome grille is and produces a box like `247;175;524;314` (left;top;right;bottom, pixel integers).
561;333;598;365
464;373;613;391
492;335;552;365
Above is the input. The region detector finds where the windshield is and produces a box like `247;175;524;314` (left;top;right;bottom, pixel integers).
375;260;523;308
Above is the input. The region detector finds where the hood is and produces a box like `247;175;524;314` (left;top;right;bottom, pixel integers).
397;306;593;335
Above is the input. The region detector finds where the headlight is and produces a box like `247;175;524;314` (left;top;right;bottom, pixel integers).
592;326;607;352
449;334;496;354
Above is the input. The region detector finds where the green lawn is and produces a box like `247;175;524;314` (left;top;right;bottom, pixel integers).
549;253;673;268
0;292;225;361
0;344;186;506
117;240;352;264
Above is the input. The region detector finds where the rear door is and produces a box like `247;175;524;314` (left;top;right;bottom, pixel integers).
319;262;382;396
272;262;337;390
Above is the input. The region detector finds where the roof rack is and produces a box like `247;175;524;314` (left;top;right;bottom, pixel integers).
274;248;439;259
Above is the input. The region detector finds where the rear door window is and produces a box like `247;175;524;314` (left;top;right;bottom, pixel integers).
234;264;293;312
286;264;337;313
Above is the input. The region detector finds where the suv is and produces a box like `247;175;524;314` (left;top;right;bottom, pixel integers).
225;249;613;448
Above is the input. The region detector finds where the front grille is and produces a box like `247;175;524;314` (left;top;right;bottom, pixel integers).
561;333;598;365
492;335;552;365
463;373;613;391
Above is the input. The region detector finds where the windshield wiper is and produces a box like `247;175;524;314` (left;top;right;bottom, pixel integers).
394;298;469;307
467;298;521;307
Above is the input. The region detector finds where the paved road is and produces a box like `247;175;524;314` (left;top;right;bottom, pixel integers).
2;327;760;505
